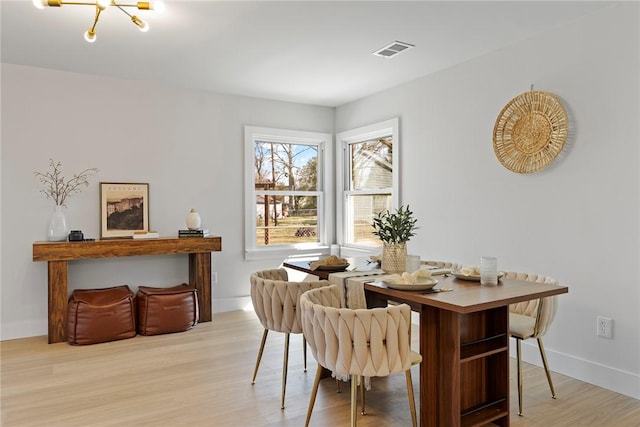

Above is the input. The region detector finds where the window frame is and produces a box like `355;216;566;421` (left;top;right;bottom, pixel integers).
336;118;399;254
244;126;333;260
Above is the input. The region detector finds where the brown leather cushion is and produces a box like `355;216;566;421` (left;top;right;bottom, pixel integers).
67;285;136;345
137;284;198;336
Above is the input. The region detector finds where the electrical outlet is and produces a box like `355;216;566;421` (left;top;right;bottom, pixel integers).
597;316;613;338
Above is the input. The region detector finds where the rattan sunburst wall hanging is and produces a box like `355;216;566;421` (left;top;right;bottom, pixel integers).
493;90;568;174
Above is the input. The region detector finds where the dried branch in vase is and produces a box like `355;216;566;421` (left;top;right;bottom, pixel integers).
34;159;100;206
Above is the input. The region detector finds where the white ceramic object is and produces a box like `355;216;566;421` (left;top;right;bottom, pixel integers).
47;205;69;241
186;208;201;230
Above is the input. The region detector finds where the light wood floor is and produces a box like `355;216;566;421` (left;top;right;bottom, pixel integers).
1;310;638;426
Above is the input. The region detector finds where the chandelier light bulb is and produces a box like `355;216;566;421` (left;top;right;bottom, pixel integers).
84;29;97;43
97;0;111;10
32;0;47;9
150;1;165;13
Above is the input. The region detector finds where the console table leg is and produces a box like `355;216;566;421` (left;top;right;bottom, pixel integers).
48;261;68;344
189;252;212;322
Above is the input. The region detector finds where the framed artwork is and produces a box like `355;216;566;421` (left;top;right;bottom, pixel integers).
100;182;149;239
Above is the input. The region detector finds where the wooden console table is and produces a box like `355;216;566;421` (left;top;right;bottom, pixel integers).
33;237;222;343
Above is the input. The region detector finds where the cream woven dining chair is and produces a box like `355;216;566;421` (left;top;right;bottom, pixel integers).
250;269;330;409
504;271;559;416
300;285;421;427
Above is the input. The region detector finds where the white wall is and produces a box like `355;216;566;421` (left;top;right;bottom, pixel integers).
0;64;334;339
336;3;639;399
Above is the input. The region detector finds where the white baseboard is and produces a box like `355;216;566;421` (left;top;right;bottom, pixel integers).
509;339;640;400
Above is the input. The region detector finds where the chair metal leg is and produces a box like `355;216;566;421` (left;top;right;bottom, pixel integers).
516;338;523;416
360;378;366;415
251;329;268;384
537;337;556;399
303;336;308;372
405;370;418;427
336;378;342;393
304;363;323;427
281;333;290;409
350;374;358;427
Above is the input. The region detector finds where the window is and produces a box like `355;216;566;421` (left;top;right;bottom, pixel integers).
336;118;399;251
244;126;333;259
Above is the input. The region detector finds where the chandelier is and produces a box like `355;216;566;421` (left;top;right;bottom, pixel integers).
32;0;165;43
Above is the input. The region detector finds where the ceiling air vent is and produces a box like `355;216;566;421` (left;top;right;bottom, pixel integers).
373;41;415;58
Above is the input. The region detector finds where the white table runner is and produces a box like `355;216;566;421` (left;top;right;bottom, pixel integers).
328;266;453;308
328;270;388;309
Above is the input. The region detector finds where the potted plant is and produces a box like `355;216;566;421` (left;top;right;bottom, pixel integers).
371;205;418;273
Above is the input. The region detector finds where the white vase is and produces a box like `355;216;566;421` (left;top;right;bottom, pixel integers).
47;205;69;241
186;209;201;230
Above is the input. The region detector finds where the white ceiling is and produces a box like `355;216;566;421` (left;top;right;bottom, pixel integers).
1;1;615;107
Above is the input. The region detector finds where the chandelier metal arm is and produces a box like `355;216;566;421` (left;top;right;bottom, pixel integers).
118;3;154;10
89;5;101;32
114;4;148;31
83;5;102;42
116;4;133;17
45;1;152;10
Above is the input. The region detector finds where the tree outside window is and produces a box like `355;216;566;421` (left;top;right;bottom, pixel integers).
254;140;319;246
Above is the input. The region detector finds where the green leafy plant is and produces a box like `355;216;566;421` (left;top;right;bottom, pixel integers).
34;159;99;206
371;205;418;244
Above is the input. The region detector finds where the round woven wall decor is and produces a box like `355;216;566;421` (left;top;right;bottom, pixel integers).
493;91;568;174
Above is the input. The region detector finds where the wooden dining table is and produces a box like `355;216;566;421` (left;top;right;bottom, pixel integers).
282;256;378;280
364;276;568;427
282;257;568;427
